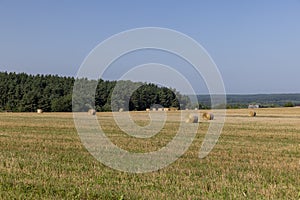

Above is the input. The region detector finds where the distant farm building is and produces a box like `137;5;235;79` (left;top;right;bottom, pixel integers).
248;104;260;109
148;107;176;111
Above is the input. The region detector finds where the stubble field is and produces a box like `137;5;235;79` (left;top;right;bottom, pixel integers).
0;108;300;199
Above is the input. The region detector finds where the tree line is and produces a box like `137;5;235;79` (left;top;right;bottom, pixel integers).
0;72;191;112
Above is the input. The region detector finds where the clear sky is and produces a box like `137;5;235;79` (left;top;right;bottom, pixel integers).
0;0;299;94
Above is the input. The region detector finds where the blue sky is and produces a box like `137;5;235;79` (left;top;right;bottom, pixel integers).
0;0;299;94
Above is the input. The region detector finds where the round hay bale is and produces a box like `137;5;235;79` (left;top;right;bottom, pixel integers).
202;112;214;120
37;109;43;114
146;108;150;112
248;110;256;117
88;109;96;115
170;107;178;111
185;114;198;123
119;108;124;112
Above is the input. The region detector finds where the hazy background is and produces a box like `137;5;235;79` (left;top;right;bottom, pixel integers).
0;0;299;94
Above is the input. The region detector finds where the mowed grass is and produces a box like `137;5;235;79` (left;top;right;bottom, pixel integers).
0;108;300;199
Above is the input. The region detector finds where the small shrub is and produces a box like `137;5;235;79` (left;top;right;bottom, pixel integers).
284;102;294;107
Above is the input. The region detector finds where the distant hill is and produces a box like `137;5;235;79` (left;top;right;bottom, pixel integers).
196;94;300;109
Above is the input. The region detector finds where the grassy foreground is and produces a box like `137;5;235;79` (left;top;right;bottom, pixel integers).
0;108;300;199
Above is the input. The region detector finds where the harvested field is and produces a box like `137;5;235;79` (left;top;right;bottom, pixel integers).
0;108;300;199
